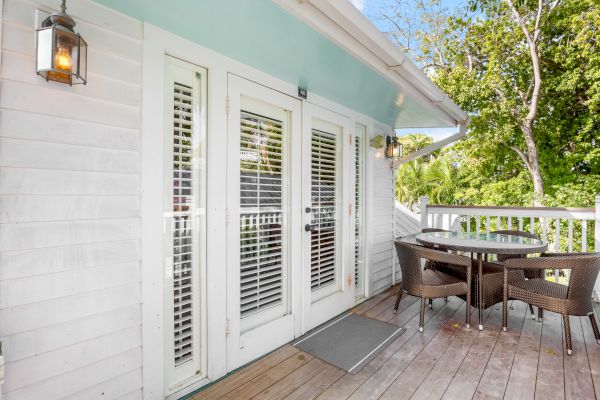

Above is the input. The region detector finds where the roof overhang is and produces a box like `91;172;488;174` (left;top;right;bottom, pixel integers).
273;0;469;130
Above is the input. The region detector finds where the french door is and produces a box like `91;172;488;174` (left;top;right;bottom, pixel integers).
226;75;302;371
302;103;355;331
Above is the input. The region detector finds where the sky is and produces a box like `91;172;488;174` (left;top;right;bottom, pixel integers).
349;0;468;141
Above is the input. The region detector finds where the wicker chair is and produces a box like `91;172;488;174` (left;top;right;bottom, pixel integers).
493;230;544;319
502;253;600;355
394;241;472;330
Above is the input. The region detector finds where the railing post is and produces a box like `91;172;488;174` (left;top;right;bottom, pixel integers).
419;196;429;229
593;196;600;302
595;196;600;252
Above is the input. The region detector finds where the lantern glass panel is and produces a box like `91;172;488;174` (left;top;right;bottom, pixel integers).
36;27;53;72
76;36;87;84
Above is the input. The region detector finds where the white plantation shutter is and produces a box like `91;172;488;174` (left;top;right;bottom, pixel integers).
310;129;338;291
165;58;205;387
354;126;365;297
172;81;195;367
239;110;286;318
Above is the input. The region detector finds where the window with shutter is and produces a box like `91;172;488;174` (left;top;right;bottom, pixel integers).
172;81;195;367
239;111;285;318
165;57;206;388
354;126;366;298
310;128;338;291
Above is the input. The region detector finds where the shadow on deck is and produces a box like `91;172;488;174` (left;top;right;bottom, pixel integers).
190;286;600;400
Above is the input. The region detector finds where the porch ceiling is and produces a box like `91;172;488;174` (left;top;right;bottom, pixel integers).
93;0;459;129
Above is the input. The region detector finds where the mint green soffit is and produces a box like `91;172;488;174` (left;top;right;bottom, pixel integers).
94;0;446;128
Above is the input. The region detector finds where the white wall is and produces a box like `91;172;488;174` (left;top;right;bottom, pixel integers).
0;0;399;398
369;144;396;294
0;0;143;399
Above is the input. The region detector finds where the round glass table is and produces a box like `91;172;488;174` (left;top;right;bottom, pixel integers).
415;231;547;330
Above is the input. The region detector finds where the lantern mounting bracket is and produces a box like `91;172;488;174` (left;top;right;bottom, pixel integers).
42;0;76;32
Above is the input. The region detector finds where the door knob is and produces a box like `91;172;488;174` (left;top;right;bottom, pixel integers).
305;207;312;213
305;224;315;232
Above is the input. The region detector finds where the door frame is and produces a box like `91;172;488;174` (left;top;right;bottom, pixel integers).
143;23;384;399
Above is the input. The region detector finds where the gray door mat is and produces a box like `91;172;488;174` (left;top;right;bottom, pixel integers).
293;312;405;374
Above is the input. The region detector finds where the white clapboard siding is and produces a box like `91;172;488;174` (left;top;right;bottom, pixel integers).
1;305;140;362
0;283;141;335
0;239;139;279
3;0;141;62
1;50;141;107
0;137;140;173
0;218;140;251
0;167;140;195
5;325;140;392
0;0;143;398
0;262;140;308
0;195;139;223
0;109;140;151
370;155;395;294
60;368;142;400
2;347;142;400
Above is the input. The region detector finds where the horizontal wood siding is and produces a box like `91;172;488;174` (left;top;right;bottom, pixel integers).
370;155;394;294
0;0;142;399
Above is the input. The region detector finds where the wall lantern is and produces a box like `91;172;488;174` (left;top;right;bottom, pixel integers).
386;135;403;160
36;0;87;85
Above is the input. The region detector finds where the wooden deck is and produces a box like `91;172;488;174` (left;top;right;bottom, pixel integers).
190;287;600;400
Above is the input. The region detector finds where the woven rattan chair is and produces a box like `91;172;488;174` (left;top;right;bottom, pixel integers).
502;253;600;355
394;241;472;330
493;230;544;319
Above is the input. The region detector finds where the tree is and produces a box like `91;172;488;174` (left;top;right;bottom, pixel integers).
378;0;599;208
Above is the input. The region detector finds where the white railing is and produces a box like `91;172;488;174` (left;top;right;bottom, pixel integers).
415;195;600;298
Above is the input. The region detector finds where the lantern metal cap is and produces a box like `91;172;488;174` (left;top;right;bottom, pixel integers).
42;0;76;32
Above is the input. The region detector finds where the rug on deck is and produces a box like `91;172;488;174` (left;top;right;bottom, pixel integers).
293;313;405;374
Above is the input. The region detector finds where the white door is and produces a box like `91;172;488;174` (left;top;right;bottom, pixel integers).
302;103;355;331
226;75;302;371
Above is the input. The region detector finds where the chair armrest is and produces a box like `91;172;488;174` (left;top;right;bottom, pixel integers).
505;254;600;270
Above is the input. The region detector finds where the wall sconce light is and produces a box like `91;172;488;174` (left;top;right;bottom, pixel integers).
370;134;385;149
386;135;403;159
36;0;87;85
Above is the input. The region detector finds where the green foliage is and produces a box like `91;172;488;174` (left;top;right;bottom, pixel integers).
396;150;464;208
384;0;600;208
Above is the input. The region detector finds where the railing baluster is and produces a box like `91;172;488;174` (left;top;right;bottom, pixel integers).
554;219;561;282
568;219;574;252
476;215;481;234
518;217;523;231
583;221;588;252
467;215;471;234
542;218;548;243
530;217;535;234
486;216;491;235
508;216;513;230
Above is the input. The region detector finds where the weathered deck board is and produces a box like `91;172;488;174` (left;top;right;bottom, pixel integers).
503;308;543;400
190;289;600;400
534;310;565;400
564;316;596;400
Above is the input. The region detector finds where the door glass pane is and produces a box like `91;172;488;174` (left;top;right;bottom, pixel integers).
310;128;338;291
239;111;285;318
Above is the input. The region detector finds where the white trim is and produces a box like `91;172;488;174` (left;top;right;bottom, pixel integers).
394;118;469;165
347;326;404;373
142;23;395;398
273;0;468;127
0;0;3;75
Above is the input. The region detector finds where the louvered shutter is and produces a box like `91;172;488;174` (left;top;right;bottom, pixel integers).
172;81;195;367
354;134;361;286
239;111;285;318
353;126;365;298
165;58;204;387
310;129;338;291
